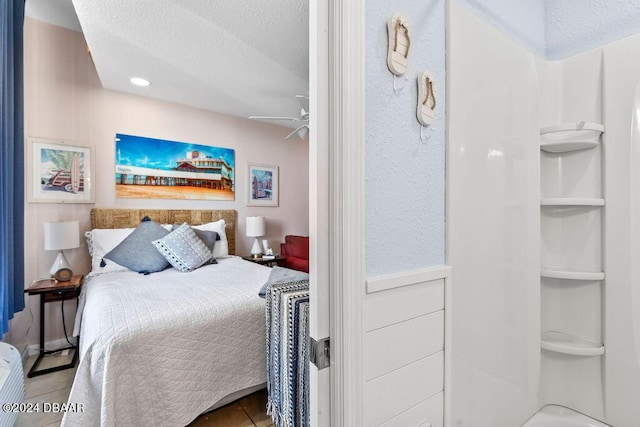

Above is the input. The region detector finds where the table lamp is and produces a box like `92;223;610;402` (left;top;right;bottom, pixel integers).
246;216;266;258
44;220;80;277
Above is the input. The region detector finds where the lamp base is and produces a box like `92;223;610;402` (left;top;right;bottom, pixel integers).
49;250;71;277
251;238;263;259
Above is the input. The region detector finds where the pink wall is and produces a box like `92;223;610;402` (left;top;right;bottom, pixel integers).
8;19;309;349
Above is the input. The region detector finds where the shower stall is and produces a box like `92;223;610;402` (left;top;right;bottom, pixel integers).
447;1;640;426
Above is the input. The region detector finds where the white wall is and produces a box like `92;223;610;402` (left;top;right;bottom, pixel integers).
9;19;309;349
448;2;541;426
457;0;546;57
365;0;445;277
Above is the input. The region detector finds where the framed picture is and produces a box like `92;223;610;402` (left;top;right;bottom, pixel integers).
248;163;279;207
27;138;95;204
115;133;235;200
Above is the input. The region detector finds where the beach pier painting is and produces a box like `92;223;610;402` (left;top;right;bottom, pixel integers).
115;134;235;200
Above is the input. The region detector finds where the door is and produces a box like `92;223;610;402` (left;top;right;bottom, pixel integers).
310;1;366;426
308;0;331;425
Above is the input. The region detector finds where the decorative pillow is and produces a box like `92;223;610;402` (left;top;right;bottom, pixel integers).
104;217;170;274
84;231;94;257
193;219;229;258
153;224;212;272
258;266;310;298
171;224;219;264
89;227;135;275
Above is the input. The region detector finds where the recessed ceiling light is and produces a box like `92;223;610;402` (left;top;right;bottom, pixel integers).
130;77;151;87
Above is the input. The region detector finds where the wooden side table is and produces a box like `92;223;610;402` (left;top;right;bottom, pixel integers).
242;255;285;267
24;275;83;378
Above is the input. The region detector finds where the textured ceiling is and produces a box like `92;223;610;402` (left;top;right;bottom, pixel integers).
27;0;309;128
459;0;640;60
545;0;640;60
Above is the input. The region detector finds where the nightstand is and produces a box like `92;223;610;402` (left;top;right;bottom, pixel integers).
242;255;285;267
24;275;83;378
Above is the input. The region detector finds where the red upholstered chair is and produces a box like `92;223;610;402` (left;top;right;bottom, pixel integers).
280;235;309;273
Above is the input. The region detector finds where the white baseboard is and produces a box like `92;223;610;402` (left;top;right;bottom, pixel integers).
26;337;78;357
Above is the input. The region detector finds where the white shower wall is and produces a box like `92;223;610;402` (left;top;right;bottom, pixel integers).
449;1;640;425
602;32;640;427
529;30;640;427
447;2;541;426
537;48;606;421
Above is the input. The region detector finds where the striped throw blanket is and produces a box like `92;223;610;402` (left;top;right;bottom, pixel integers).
265;280;310;427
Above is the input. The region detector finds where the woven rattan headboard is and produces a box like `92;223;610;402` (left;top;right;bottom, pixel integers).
90;208;236;255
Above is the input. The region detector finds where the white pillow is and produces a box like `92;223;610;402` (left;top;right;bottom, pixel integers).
84;231;94;257
192;219;229;258
89;228;135;275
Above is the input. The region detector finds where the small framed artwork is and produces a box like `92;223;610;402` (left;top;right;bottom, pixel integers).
27;137;95;203
247;163;279;207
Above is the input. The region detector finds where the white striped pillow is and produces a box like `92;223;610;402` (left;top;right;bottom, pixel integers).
152;223;212;272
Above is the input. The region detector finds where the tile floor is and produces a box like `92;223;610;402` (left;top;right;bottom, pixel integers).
17;353;273;427
187;389;273;427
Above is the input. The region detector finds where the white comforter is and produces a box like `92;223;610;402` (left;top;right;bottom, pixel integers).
62;257;270;427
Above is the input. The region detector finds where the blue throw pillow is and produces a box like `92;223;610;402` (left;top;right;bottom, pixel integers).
104;216;170;274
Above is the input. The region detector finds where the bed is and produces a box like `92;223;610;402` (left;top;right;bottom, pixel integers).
62;209;271;427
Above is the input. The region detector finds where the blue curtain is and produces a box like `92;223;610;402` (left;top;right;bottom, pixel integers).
0;0;25;335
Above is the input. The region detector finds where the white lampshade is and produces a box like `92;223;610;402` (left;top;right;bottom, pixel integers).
44;221;80;251
246;216;266;237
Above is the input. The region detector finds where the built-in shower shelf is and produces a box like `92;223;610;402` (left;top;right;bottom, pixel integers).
540;140;599;153
540;198;605;207
540;122;604;153
541;331;605;356
541;269;605;281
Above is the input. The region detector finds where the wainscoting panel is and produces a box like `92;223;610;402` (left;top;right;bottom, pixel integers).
379;392;444;427
364;351;444;426
363;265;449;426
363;278;444;332
364;310;444;381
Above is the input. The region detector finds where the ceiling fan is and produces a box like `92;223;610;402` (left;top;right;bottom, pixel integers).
249;95;310;140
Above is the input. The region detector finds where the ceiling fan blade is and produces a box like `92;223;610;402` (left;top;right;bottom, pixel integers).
297;125;309;139
285;124;310;141
249;115;300;121
296;95;309;114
